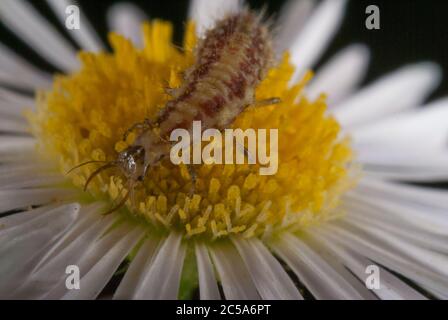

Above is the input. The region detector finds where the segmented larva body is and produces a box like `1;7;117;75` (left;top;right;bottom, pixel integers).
157;10;274;137
76;11;276;214
105;11;275;193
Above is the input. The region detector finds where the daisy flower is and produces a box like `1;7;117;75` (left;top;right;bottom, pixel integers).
0;0;447;300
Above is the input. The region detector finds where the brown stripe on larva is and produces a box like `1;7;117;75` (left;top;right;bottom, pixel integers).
158;10;274;136
157;15;239;123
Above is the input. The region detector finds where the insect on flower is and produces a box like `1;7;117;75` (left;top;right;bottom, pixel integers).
69;9;280;214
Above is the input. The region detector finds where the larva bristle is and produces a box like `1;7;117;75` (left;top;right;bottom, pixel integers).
254;5;269;24
260;10;278;34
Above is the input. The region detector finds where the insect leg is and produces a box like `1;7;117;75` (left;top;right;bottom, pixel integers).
102;180;133;215
123;118;154;141
162;78;180;97
164;87;178;96
187;164;197;197
252;97;282;108
236;142;256;163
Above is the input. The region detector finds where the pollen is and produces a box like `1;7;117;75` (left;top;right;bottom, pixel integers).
27;20;355;240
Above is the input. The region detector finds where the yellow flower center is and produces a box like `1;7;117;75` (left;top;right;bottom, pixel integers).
27;20;355;240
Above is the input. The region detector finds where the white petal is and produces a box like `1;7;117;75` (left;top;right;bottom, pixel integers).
289;0;347;81
0;115;29;133
0;162;51;176
348;185;448;236
0;0;79;72
334;63;441;127
358;149;448;182
232;237;302;300
0;230;60;297
271;233;364;299
0;136;35;162
0;87;36;117
114;236;160;299
134;232;186;299
344;199;448;254
0;202;57;230
209;241;260;300
307;44;370;105
318;223;448;299
0;203;79;298
41;221;133;299
107;3;147;47
353;97;448;153
0;187;75;213
274;0;314;55
310;232;426;300
10;204;114;299
364;165;448;182
46;0;104;52
0;43;52;90
342;216;448;278
0;171;63;189
188;0;242;37
0;162;52;179
0;203;78;242
355;178;448;211
63;227;144;300
195;242;221;300
31;203;111;272
303;234;378;300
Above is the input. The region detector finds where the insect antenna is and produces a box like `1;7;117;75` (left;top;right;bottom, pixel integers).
66;160;110;174
83;162;117;192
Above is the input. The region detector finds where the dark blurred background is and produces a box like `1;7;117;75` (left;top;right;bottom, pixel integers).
1;0;448;101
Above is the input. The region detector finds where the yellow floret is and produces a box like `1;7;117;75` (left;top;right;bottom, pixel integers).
27;20;355;240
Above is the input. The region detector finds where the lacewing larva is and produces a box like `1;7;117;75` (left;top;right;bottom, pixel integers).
70;9;280;214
